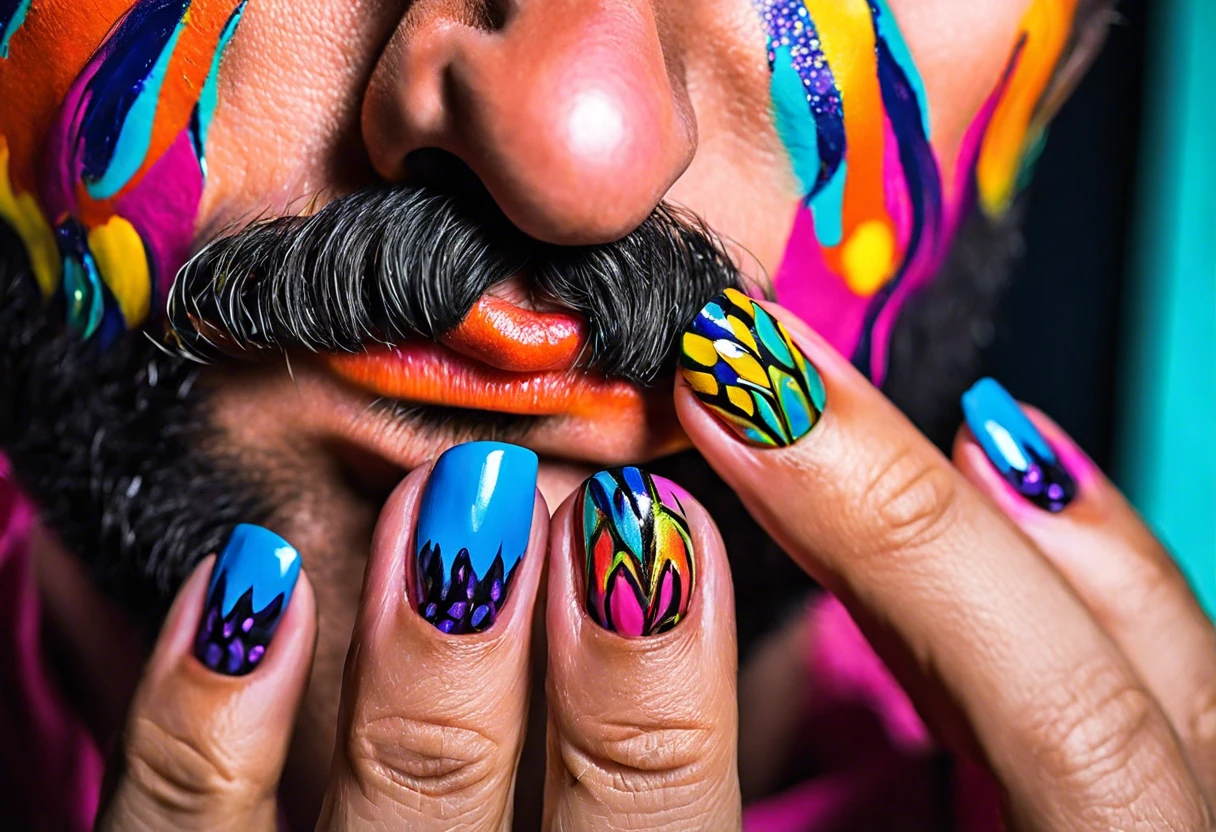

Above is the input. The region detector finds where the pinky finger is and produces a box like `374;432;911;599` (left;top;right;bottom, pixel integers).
955;378;1216;802
98;525;315;832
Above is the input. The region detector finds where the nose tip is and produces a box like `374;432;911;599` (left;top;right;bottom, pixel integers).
362;2;697;245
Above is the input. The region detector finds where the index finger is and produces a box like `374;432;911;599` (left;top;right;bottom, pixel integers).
675;290;1207;830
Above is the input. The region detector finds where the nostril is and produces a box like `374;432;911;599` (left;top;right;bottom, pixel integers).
402;148;486;193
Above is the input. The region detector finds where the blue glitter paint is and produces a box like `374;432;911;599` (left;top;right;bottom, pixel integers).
761;0;846;202
79;0;191;200
0;0;31;59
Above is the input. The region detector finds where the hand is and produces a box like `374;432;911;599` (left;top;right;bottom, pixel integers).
95;444;742;831
677;290;1216;829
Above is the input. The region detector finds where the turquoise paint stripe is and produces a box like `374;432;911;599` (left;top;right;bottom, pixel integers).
770;44;825;198
0;0;31;59
1118;0;1215;615
194;1;247;157
86;15;188;200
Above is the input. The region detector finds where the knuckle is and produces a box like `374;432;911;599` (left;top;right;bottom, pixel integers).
1025;661;1170;794
122;715;243;813
1186;678;1216;755
855;445;960;554
345;713;502;802
559;715;722;796
1025;665;1215;829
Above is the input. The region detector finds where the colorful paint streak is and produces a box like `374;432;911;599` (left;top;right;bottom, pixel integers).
762;0;1080;383
0;0;246;343
581;467;695;638
681;289;825;448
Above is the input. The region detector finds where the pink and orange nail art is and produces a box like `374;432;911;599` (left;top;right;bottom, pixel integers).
580;467;694;638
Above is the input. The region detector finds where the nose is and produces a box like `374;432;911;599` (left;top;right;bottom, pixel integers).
361;0;697;245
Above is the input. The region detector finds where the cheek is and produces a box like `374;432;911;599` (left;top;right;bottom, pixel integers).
666;0;804;288
752;0;1075;384
196;0;401;235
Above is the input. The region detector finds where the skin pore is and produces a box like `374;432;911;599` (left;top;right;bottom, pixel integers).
0;0;1107;827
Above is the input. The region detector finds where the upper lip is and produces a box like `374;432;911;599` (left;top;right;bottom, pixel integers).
439;287;587;373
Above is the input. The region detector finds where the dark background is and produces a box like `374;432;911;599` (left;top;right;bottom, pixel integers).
984;0;1148;471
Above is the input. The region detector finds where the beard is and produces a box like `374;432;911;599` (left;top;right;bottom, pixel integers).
0;183;1024;656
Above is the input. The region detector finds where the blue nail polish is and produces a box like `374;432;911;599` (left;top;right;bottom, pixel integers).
962;378;1077;513
414;442;538;634
194;524;301;676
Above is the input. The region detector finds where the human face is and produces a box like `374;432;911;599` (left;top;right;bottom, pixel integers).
0;0;1101;821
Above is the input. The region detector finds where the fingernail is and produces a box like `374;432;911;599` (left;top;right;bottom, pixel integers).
580;467;695;638
962;378;1077;513
681;288;826;447
414;441;538;634
195;524;301;676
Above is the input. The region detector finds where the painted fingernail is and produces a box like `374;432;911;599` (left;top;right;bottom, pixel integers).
414;441;538;634
195;524;301;676
581;467;695;637
681;288;826;447
962;378;1077;513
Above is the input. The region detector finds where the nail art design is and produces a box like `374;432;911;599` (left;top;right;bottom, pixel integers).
194;524;301;676
414;442;538;634
681;288;826;447
581;468;695;638
962;377;1077;513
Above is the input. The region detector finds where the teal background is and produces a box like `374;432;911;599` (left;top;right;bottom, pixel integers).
1118;0;1215;616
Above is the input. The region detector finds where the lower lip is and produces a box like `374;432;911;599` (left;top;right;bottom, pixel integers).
324;342;647;418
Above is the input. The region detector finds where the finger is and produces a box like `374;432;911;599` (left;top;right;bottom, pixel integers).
675;290;1209;829
99;526;314;832
957;378;1216;800
319;442;546;831
543;467;741;831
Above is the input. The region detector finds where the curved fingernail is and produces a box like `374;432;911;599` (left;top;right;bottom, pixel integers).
413;441;538;634
580;467;695;637
681;289;826;448
962;378;1077;513
195;524;301;676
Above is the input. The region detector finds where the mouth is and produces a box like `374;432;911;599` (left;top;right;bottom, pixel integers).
317;279;689;463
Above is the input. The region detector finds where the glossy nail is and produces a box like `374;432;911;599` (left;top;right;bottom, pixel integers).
681;288;826;447
414;442;538;634
581;467;695;637
194;524;301;676
962;377;1077;513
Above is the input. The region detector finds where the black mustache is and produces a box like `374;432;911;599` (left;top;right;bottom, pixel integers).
167;185;747;385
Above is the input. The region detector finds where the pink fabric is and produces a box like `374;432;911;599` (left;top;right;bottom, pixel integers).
0;455;104;832
0;458;998;831
743;595;1002;832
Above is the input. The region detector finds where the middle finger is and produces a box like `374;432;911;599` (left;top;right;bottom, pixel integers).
317;442;546;831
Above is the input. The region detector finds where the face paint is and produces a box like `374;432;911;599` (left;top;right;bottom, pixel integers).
0;0;246;343
759;0;1079;383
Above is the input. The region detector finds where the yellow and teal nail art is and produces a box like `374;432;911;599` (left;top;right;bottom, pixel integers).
681;289;825;447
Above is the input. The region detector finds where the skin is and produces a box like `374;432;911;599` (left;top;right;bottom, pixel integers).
3;0;1214;829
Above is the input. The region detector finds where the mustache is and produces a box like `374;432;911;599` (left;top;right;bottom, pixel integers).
167;184;747;385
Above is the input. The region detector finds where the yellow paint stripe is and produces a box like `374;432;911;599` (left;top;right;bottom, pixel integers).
88;215;151;327
0;136;61;299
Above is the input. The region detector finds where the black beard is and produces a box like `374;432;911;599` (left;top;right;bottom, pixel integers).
0;200;1025;658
